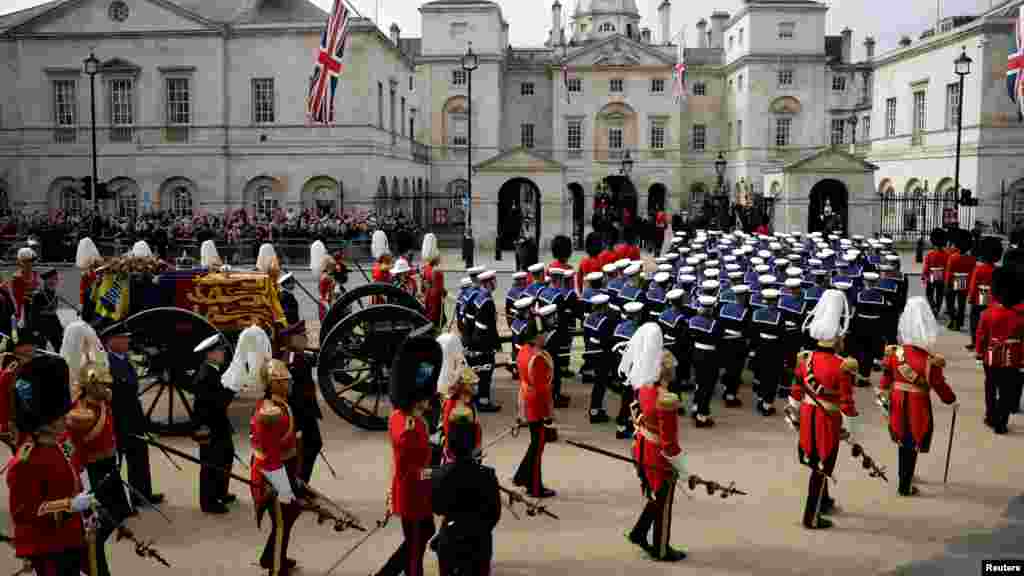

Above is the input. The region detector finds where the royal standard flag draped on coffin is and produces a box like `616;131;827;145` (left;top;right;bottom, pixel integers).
185;272;286;334
93;272;130;321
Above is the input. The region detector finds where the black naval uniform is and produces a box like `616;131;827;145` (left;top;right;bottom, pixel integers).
583;304;615;422
751;303;785;414
778;292;807;399
538;284;567;404
29;284;63;352
613;315;641;438
717;300;750;405
192;359;235;512
687;313;722;424
658;301;690;397
107;349;158;503
287;350;322;483
849;285;886;386
470;289;500;410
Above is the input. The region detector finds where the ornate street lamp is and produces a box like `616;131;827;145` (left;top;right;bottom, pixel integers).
619;149;634;176
461;42;478;266
848;114;859;146
714;152;727;229
953;46;972;207
83;52;100;214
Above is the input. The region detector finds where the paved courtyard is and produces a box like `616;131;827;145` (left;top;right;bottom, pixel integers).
1;266;1022;575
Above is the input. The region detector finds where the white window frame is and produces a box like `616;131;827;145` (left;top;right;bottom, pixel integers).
451;69;466;86
449;111;468;150
946;82;960;129
165;77;190;125
608;127;623;151
52;78;77;142
650;117;666;150
117;186;137;219
650;78;665;94
912;90;926;143
567;119;582;156
775;117;792;147
778;69;794;87
778;22;795;39
252;78;275;124
598;22;615;32
832;75;846;92
609;78;624;93
691;124;706;151
862;116;871;141
737;119;743;147
172;185;193;217
520;82;534;96
831;118;845;145
567;77;582;93
885;97;897;137
693;82;706;96
108;77;134;142
520;123;535;149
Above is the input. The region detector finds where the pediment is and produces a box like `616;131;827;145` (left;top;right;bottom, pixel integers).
474;147;565;174
783;147;878;174
562;34;674;67
11;0;219;36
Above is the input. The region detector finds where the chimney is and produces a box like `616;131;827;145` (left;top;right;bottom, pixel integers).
551;0;563;46
658;0;671;45
710;11;729;49
864;36;876;60
390;23;400;46
696;18;708;48
642;27;651;44
840;27;852;63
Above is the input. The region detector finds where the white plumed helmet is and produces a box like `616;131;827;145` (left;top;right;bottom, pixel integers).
75;237;101;269
898;296;940;352
421;233;439;263
256;243;278;273
131;240;153;259
310;241;328;275
200;240;222;268
372;230;390;260
221;324;272;393
802;289;850;343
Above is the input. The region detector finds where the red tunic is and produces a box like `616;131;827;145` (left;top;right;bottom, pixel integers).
547;260;569;277
944;252;975;287
249;398;298;510
791;349;858;466
0;365;16;445
11;271;39;322
922;250;948;285
421;264;445;325
632;386;682;493
968;262;995;305
64;399;117;466
441;396;482;453
6;440;84;558
388;409;432;520
577;256;603;293
597;249;618;270
878;345;956;452
371;262;390;305
319;273;335;321
517;345;552;423
614;244;641;262
975;304;1024;361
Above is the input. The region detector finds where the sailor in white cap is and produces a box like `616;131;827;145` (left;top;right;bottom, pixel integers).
192;333;235;514
789;289;860;530
750;288;785;416
658;288;692;401
469;270;502;412
646;271;673;319
687;294;721;428
513;301;558;498
718;284;751;408
613;301;647;439
779;276;810;400
619;264;645;309
458;266;489;345
507;271;530;320
583;293;615;423
846;271;886;387
455;276;476;337
525;262;547;298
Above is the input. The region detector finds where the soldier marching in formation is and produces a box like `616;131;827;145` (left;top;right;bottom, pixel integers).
192;334;235;514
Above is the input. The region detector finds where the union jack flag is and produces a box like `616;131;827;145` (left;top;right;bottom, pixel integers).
306;0;351;124
672;61;687;103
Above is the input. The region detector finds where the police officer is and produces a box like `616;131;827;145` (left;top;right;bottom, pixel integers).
614;301;645;439
718;284;751;408
752;286;785;416
468;270;500;412
584;293;615;424
688;294;721;428
849;272;886;388
192;334;234;514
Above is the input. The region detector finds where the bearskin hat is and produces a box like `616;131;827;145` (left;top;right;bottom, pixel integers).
929;228;946;248
584;232;604;258
14;354;71;434
551;235;572;262
389;325;442;411
978;235;1004;264
446;405;477;461
954;228;973;253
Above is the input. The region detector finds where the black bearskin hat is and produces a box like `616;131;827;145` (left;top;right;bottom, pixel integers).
14;354;71;434
446;407;477;461
584;232;604;258
929;228;946;248
605;226;620;246
389;325;442;411
955;228;973;253
394;230;414;256
978;236;1004;264
623;226;636;244
551;235;572;262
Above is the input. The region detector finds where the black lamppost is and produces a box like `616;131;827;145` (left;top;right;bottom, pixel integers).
619;149;634;176
953;46;972;207
461;42;478;267
848;114;859;146
83;52;100;214
714;152;727;230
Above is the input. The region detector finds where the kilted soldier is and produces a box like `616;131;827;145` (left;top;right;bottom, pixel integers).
878;297;958;496
689;295;722;428
584;293;615;424
787;290;860;530
7;354;89;576
659;288;691;401
29;269;62;351
613;302;646;439
192;334;235;514
974;267;1021;435
623;324;688;562
848;272;886;387
514;303;557;498
718;284;751;408
506;271;529;320
470;270;501;412
751;287;785;416
435;334;482;463
525;263;547;299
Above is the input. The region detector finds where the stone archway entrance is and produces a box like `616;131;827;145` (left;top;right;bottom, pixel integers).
808;179;849;235
569;183;585;249
593;175;638;242
497;177;541;250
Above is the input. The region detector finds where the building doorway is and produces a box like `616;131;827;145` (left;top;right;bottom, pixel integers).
808;179;849;235
497;177;541;251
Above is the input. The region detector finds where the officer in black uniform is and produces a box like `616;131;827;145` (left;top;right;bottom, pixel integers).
849;271;886;387
584;293;615;424
674;274;698;392
30;269;63;351
658;288;690;409
277;272;301;326
192;334;235;514
510;296;535;363
281;320;322;482
718;284;752;408
751;287;785;416
613;301;645;439
688;294;722;428
470;270;501;412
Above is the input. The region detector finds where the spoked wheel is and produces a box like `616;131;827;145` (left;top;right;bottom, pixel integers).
319;283;423;347
123;307;231;436
317;304;431;430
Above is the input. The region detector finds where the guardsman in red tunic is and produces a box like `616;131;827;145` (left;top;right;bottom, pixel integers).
966;236;1002;351
7;354;90;576
922;228;947;314
975;267;1023;435
513;303;556;498
312;240;337;321
548;234;572;277
879;297;957;496
76;237;103;314
436;333;481;462
375;330;441;576
788;289;859;530
421;233;446;328
11;247;40;328
0;332;37;451
625;324;688;562
250;357;302;575
943;230;975;331
371;230;393;305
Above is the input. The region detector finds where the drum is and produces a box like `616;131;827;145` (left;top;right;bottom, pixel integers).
978;285;991;306
953;273;969;291
928;267;945;283
986;339;1023;368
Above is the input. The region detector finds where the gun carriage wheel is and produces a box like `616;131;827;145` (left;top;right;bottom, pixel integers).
318;283;424;347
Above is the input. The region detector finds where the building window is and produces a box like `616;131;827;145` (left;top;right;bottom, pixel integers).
885;97;896;137
739;28;744;45
729;36;734;50
377;82;383;128
831;118;845;145
608;127;623;150
117;187;137;219
108;0;129;22
53;79;77;143
778;69;794;87
567;78;581;93
692;124;706;151
610;78;623;93
737;74;743;92
521;123;535;148
775;117;792;147
258;185;278;219
693;82;706;96
451;69;466;86
449;111;467;152
913;90;926;143
252;78;275;123
108;78;134;142
520;82;534;96
946;82;960;129
650;118;665;149
832;75;846;91
567;119;582;155
409;75;414;91
862;116;871;141
737;119;742;146
172;186;193;217
778;22;795;39
62;185;82;217
650;78;665;93
164;77;190;142
598;22;615;32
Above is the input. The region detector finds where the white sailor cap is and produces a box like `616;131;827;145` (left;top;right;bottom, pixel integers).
791;230;803;236
723;255;737;263
808;259;823;266
679;266;695;275
656;257;669;265
278;272;294;286
701;279;720;290
732;249;745;257
728;271;744;279
585;271;604;282
469;265;487;275
528;263;545;274
704;269;720;278
705;259;720;269
590;293;610;305
513;271;528;280
461;278;473;287
616;259;632;269
654;272;671;283
880;238;894;245
784;278;803;289
558;268;576;279
755;264;771;273
852;235;865;241
749;257;764;266
840;239;853;246
877;264;894;271
828;234;840;240
863;272;880;281
812;269;829;276
514;296;536;310
193;334;225;354
725;263;741;272
624;264;642;276
666;288;685;301
885;254;900;262
786;267;803;277
686;257;701;265
623;301;645;314
733;284;751;294
602;264;617;274
761;288;781;300
821;249;835;257
774;258;791;267
698;295;717;307
658;264;673;272
478;270;496;281
677;247;691;255
694;254;708;262
665;252;679;260
833;281;853;290
843;254;858;263
538;303;558;317
758;250;772;258
769;243;783;251
758;275;777;285
678;274;697;284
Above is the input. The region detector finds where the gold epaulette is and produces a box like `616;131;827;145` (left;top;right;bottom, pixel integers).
657;390;681;410
797;350;810;364
257;403;283;425
884;345;899;358
840;356;860;374
65;405;96;433
405;415;416;431
930;353;946;369
16;440;33;462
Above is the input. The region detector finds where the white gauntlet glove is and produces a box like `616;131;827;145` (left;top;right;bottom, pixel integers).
843;414;861;441
264;467;295;504
665;451;688;478
79;471;91;493
71;492;95;513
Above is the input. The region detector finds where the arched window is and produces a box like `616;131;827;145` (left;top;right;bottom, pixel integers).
172;186;193;217
258;183;278;219
118;187;137;219
598;22;616;32
62;185;82;216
